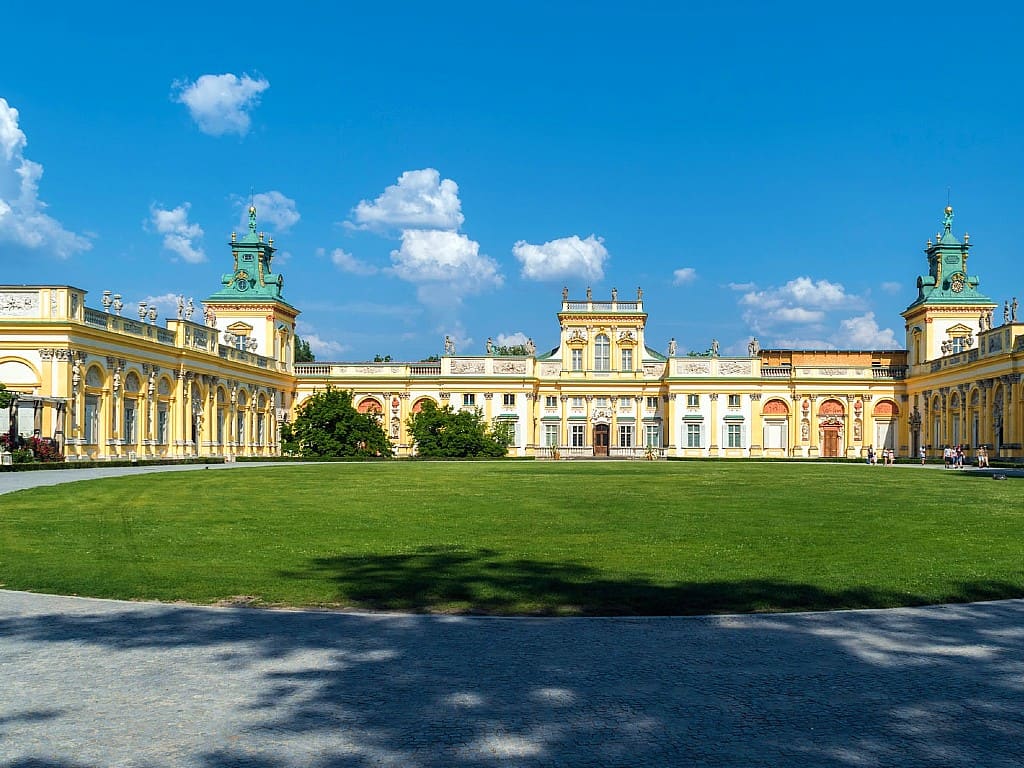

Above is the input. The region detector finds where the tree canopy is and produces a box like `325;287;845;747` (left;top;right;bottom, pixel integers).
295;337;315;363
287;388;391;457
406;400;512;458
0;383;14;409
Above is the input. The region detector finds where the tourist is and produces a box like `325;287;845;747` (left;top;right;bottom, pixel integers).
943;445;952;469
919;446;926;465
867;446;875;465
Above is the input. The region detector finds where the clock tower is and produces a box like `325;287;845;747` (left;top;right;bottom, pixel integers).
902;206;995;366
204;205;299;367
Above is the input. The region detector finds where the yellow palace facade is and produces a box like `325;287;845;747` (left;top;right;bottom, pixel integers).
1;206;1022;462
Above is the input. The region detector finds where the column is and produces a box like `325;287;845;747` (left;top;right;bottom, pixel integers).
749;392;763;458
708;393;719;456
845;395;856;458
664;393;677;454
807;395;819;457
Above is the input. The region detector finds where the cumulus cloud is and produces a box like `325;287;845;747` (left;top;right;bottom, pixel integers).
173;73;269;137
350;168;464;231
496;332;529;347
880;281;903;295
330;247;378;275
235;190;299;232
0;98;91;258
390;229;502;303
728;282;756;291
513;234;608;281
672;267;697;285
150;203;205;263
739;277;858;333
837;312;899;348
303;333;347;358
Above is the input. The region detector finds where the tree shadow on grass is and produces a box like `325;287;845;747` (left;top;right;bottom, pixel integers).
282;544;1024;616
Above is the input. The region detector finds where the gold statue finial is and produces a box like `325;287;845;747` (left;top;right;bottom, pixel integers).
945;205;953;215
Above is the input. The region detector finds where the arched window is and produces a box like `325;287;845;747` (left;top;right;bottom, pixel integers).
594;334;610;371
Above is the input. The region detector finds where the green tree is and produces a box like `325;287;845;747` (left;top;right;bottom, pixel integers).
295;337;315;363
290;388;391;457
373;354;393;362
406;400;511;458
494;344;529;356
420;355;440;362
0;383;14;409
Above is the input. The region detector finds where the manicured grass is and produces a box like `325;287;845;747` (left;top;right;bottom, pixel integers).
1;462;1022;615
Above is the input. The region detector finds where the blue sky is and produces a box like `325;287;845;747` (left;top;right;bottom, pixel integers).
2;2;1023;360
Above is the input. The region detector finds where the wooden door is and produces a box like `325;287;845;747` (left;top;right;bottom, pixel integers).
594;424;609;456
822;428;840;458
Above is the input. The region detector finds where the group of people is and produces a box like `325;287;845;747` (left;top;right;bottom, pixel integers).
866;446;896;465
941;444;983;469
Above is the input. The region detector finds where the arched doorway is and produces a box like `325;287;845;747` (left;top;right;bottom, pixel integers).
818;399;845;458
593;424;609;456
872;400;899;451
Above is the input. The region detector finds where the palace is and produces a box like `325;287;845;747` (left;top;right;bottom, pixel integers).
1;205;1021;462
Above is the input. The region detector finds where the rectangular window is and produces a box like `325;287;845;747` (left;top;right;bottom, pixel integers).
619;397;631;407
727;423;743;448
257;413;265;445
85;395;99;444
645;424;660;447
571;348;583;371
687;394;699;407
157;405;169;444
646;396;658;409
595;335;610;371
571;397;583;408
728;394;741;407
544;424;559;447
502;393;515;407
545;396;558;408
237;412;245;444
618;424;634;447
217;410;225;444
596;397;608;407
463;393;476;406
571;424;585;447
123;400;136;444
621;348;633;371
687;423;702;448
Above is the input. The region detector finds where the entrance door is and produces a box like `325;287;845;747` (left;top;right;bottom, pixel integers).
594;424;609;456
822;427;840;458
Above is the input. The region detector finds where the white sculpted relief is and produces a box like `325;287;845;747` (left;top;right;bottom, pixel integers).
540;363;561;376
451;360;485;374
677;360;711;375
494;361;527;374
719;361;751;376
0;291;39;317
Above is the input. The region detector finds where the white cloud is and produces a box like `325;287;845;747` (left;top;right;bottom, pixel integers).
330;247;378;275
0;98;91;258
672;267;697;285
302;333;347;358
350;169;464;231
390;229;502;304
173;73;269;137
773;337;837;350
140;293;182;317
496;332;529;347
880;281;902;295
837;312;899;348
236;190;299;232
728;282;756;291
513;234;608;281
774;307;825;324
150;203;205;263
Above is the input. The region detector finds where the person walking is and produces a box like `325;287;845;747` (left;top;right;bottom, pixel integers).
919;445;926;465
943;445;952;469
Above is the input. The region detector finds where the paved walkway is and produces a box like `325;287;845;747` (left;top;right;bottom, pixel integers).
2;463;1024;766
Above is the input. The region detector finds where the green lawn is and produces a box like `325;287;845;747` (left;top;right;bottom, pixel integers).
1;462;1021;615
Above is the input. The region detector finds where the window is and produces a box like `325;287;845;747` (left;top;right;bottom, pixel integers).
621;348;633;371
728;394;741;407
157;405;168;444
596;397;608;407
951;336;966;353
645;424;660;447
544;424;559;446
618;424;634;447
237;412;245;444
85;395;99;444
571;397;583;408
571;424;585;447
257;413;265;445
502;393;515;407
463;393;476;406
687;423;702;448
595;334;610;371
217;410;225;444
687;394;699;407
727;423;743;448
646;396;658;409
571;348;583;371
545;396;558;408
619;397;631;407
123;399;136;443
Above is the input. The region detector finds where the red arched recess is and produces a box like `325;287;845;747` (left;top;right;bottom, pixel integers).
357;398;383;414
762;399;789;415
873;400;899;417
818;399;845;416
411;398;434;414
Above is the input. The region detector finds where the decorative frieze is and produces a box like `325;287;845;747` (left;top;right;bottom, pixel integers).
0;291;39;317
